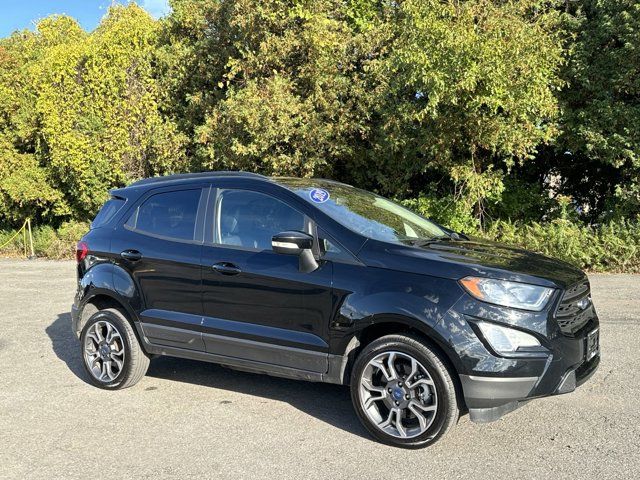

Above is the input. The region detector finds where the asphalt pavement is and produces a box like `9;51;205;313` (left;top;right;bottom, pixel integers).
0;260;638;479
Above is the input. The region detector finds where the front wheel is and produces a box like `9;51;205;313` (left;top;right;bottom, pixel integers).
350;334;459;448
80;308;149;389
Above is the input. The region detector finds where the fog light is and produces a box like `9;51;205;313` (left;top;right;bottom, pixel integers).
477;321;541;355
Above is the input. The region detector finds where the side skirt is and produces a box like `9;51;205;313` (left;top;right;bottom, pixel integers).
137;329;347;384
144;342;349;384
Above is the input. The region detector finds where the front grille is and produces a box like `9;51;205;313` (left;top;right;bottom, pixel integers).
555;280;592;335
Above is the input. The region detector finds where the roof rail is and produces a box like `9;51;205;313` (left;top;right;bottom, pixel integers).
127;171;267;187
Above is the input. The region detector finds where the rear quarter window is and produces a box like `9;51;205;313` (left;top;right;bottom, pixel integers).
91;198;125;229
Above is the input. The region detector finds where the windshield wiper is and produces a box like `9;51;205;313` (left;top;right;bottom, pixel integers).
404;235;452;247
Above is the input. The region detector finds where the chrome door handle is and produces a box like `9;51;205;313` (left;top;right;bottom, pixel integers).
120;250;142;261
211;262;241;275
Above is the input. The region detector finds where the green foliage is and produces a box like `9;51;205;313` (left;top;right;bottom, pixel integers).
158;0;567;215
401;195;480;234
0;0;639;271
358;0;564;196
481;219;640;273
30;221;90;259
0;220;88;259
161;0;366;178
486;176;559;223
401;191;640;272
557;0;640;217
0;144;64;223
0;4;186;226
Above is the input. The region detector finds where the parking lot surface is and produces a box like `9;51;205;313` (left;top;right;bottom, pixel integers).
0;259;638;479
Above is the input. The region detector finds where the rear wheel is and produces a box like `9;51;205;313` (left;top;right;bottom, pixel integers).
80;308;149;389
350;334;459;448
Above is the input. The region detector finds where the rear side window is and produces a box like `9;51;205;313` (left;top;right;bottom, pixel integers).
126;189;201;241
91;198;125;229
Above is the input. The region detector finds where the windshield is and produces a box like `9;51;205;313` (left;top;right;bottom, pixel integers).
279;179;447;244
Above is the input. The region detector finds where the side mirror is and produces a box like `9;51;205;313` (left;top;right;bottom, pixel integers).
272;231;318;273
272;231;313;255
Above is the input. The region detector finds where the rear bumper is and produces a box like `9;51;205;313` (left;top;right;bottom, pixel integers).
71;303;81;338
463;353;600;423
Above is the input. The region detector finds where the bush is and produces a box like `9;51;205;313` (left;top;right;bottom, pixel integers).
0;221;89;259
480;219;640;272
402;192;640;272
486;177;560;223
401;195;480;234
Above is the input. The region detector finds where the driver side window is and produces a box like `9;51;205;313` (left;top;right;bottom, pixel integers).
216;189;306;250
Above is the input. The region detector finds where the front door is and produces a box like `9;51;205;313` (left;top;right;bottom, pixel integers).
201;187;333;373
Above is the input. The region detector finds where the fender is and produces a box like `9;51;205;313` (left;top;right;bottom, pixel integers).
74;261;144;336
329;287;466;376
79;262;143;310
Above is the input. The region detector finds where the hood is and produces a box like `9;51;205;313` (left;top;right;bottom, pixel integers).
358;237;586;289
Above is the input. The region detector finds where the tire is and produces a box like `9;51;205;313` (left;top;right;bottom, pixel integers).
350;334;459;448
80;308;150;390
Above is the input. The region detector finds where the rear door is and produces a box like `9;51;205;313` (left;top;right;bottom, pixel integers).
111;185;209;351
200;184;333;374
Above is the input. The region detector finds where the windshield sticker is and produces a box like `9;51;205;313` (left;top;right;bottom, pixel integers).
309;188;330;203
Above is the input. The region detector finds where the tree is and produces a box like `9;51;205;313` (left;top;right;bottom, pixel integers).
160;0;371;178
556;0;640;220
160;0;566;225
3;0;633;231
0;4;187;226
366;0;564;220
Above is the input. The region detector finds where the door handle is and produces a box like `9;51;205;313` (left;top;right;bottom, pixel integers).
212;262;242;275
120;249;142;261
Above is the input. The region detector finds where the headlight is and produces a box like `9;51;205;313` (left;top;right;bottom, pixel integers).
460;276;554;311
477;321;541;355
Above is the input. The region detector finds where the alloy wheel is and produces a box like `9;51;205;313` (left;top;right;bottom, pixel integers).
358;351;438;439
83;320;126;382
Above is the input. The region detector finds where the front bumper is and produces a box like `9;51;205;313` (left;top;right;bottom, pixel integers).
438;295;601;423
461;353;600;422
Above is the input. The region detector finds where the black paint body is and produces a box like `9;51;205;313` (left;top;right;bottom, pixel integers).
72;172;600;421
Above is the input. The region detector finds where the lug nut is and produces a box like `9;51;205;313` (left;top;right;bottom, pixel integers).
388;388;392;393
398;381;403;387
405;394;410;400
395;401;399;406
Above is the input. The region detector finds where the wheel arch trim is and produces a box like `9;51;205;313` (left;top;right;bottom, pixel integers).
73;287;144;344
327;314;464;385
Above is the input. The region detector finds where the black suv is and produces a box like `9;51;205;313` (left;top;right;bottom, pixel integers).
72;171;600;448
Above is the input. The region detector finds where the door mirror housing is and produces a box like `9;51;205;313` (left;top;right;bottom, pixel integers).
272;231;313;255
272;231;318;273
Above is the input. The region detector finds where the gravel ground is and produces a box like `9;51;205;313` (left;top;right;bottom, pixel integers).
0;260;638;480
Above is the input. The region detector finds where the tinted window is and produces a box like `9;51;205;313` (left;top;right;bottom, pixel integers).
91;198;125;229
128;189;201;241
217;190;305;250
319;235;342;256
278;179;447;245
